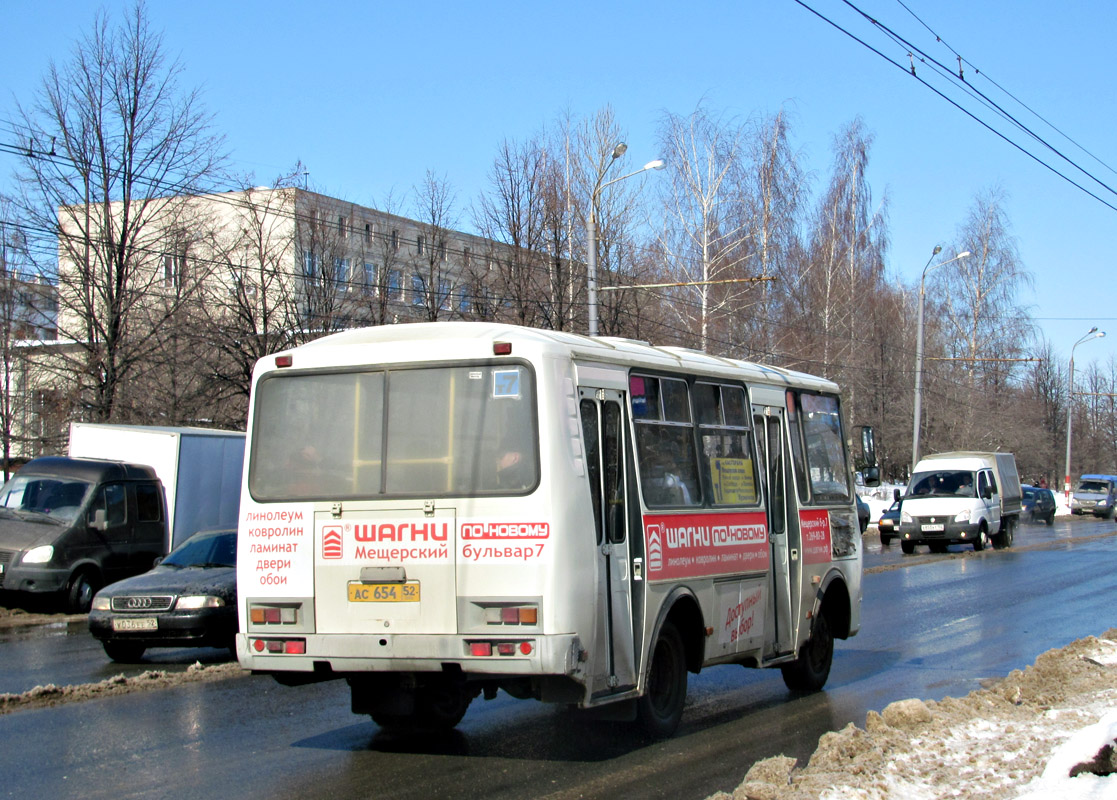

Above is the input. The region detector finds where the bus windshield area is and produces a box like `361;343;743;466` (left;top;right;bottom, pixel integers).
797;394;851;502
909;470;976;498
248;363;537;501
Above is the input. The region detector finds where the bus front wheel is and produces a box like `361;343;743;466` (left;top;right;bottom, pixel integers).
636;621;687;738
781;612;833;692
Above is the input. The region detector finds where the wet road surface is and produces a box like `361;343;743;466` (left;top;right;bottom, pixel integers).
0;515;1115;799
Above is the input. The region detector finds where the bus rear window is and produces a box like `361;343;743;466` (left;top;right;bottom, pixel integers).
249;364;536;500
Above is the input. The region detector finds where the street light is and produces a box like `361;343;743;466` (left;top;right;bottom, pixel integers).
1063;327;1106;499
911;246;971;472
587;143;665;337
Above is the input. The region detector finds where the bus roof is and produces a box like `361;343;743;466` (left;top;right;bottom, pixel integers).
276;322;839;393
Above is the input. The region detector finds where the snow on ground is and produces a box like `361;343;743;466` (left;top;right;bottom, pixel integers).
711;633;1117;800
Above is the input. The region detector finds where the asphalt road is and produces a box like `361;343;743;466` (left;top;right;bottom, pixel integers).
1;515;1114;799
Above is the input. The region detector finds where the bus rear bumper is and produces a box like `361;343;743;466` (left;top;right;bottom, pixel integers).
237;632;585;678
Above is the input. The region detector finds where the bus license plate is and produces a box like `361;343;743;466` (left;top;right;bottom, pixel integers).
922;523;945;532
112;617;158;631
348;582;421;603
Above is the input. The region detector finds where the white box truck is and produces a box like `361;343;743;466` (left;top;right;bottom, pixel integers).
0;424;244;611
68;423;245;550
897;451;1021;554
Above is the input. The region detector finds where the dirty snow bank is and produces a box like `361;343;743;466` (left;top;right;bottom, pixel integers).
0;661;244;715
712;631;1117;800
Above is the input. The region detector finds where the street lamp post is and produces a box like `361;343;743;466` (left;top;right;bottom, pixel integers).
587;143;665;337
1063;327;1106;500
911;246;971;473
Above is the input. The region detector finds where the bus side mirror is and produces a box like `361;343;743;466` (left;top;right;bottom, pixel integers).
893;488;901;503
89;508;107;531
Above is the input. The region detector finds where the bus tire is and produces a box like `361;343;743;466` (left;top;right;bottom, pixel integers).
900;540;915;555
370;681;472;732
973;525;988;552
636;621;687;738
781;612;833;693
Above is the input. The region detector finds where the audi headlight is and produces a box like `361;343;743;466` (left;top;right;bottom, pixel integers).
92;595;111;611
901;511;912;524
176;595;224;610
954;509;971;522
22;545;54;564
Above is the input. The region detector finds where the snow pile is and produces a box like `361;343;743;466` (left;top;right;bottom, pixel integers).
0;661;243;714
712;632;1117;800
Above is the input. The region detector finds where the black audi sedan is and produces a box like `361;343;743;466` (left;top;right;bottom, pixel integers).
88;529;237;662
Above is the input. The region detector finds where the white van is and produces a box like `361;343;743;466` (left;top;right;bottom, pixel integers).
897;452;1021;554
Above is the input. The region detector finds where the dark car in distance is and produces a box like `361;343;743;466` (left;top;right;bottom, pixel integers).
878;500;901;545
1021;485;1056;525
88;529;237;662
856;495;870;533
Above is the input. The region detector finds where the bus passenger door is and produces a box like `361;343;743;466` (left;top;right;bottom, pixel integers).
755;408;795;657
579;389;637;696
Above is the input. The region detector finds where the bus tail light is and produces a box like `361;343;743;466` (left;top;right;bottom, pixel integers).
251;638;306;654
485;605;538;625
250;603;298;625
493;342;512;356
468;640;534;657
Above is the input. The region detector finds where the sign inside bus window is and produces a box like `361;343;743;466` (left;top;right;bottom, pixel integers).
710;458;757;504
799;509;833;564
492;369;521;398
644;512;768;580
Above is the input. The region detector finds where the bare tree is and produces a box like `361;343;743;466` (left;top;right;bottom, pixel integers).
655;104;752;352
474;137;549;327
738;109;806;360
933;186;1034;444
10;1;226;422
408;171;460;321
195;179;303;419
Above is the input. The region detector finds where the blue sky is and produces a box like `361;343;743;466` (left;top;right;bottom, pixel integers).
3;0;1115;370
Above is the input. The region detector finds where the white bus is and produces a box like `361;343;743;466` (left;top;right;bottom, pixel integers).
236;322;878;737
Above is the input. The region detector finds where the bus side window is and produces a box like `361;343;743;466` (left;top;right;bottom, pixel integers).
784;391;810;504
580;399;603;544
696;383;758;506
632;374;701;508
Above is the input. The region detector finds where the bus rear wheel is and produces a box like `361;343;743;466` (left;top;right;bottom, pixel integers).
900;540;915;555
369;678;474;732
781;612;833;692
636;621;687;738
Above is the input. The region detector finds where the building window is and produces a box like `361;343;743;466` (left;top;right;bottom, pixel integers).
338;215;347;237
387;269;402;300
438;279;451;310
363;262;375;294
411;273;426;306
463;246;472;270
458;286;470;314
390;230;399;251
163;249;188;289
438;240;447;262
416;235;425;256
303;250;318;280
364;223;371;244
334;257;350;289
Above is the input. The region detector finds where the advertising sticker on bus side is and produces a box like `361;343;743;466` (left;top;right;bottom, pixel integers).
644;511;768;580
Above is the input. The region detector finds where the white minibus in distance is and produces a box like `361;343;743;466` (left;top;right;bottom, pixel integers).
236;322;878;737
